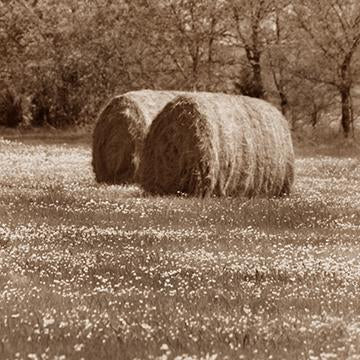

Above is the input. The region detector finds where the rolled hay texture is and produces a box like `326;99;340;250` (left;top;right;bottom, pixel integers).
139;92;294;197
92;90;183;184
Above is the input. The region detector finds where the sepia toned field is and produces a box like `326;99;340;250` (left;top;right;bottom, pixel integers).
0;137;360;360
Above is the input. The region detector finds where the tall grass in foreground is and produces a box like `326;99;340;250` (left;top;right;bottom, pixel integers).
0;138;360;359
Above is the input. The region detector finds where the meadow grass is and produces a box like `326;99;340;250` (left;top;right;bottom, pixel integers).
0;136;360;360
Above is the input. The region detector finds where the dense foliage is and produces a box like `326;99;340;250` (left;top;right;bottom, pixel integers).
1;0;360;135
0;88;22;127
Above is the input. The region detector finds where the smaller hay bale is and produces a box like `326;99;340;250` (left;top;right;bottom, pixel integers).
92;90;183;184
139;92;294;197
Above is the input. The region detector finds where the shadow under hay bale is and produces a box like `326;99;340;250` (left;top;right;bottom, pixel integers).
139;92;295;198
92;90;184;184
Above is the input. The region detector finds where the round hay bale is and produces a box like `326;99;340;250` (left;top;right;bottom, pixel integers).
139;92;295;197
92;90;183;184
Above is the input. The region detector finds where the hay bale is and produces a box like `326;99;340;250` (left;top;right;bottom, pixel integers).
92;90;183;184
139;92;294;197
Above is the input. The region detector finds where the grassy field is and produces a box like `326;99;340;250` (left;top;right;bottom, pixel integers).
0;135;360;360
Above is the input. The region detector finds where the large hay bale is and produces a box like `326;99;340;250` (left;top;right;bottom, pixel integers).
139;92;294;197
92;90;183;184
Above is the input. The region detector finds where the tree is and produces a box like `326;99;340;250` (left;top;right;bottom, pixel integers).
227;0;277;99
1;0;136;126
127;0;229;91
293;0;360;137
265;3;293;117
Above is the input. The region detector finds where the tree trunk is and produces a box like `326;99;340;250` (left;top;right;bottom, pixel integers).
251;57;265;99
311;106;318;128
279;90;289;117
340;88;351;137
244;44;265;99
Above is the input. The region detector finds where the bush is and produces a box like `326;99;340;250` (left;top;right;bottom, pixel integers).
0;88;23;128
30;89;51;128
30;73;82;129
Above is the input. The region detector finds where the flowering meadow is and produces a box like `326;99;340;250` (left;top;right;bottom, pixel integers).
0;137;360;360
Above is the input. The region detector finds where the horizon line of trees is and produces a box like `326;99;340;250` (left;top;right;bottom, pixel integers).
1;0;360;137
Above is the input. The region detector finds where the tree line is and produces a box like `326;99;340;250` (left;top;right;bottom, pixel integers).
0;0;360;137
